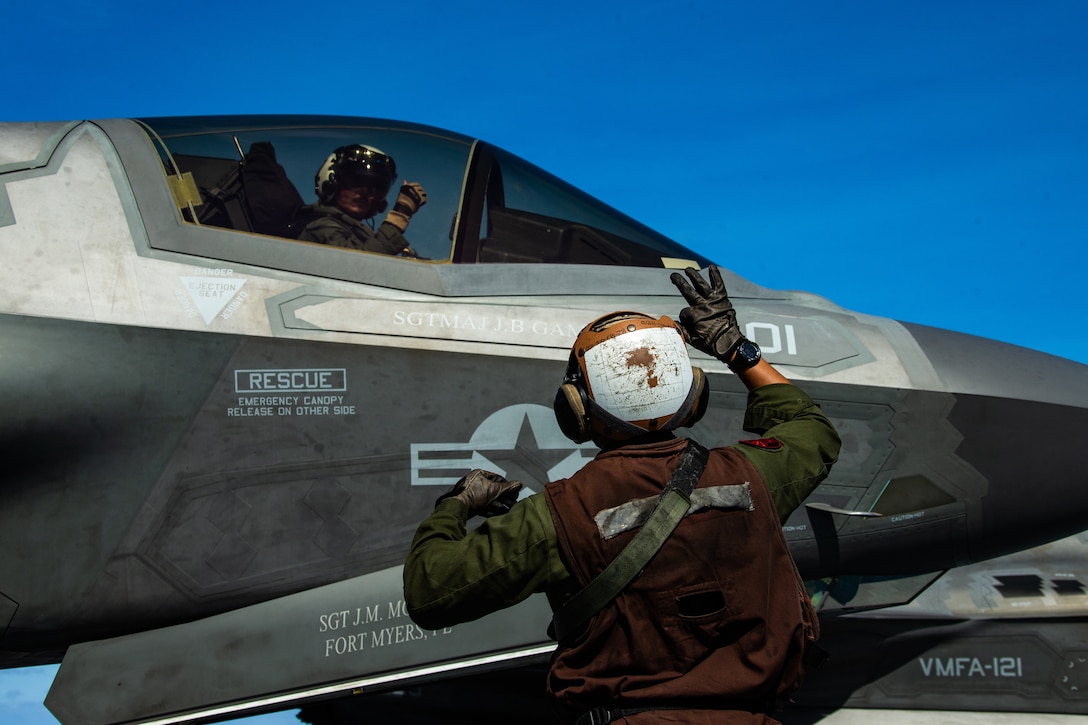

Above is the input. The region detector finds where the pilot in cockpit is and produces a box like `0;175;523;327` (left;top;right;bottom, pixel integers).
296;144;427;257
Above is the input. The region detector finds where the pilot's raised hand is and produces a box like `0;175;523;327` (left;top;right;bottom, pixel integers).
435;469;523;518
385;181;428;232
670;265;745;361
396;182;427;214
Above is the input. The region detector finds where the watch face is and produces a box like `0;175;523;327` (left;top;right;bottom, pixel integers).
733;340;761;370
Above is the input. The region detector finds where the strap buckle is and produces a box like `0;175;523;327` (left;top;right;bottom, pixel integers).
575;707;614;725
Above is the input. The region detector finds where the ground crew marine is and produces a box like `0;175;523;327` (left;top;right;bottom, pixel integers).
404;266;840;724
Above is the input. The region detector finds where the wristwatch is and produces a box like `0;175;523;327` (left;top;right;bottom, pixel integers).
728;339;762;372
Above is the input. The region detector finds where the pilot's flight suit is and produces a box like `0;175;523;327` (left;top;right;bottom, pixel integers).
404;382;839;724
296;203;411;255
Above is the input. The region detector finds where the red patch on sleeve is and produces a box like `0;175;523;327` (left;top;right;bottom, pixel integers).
739;438;783;451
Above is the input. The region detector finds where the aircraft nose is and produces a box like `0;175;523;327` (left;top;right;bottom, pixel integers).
903;322;1088;562
788;323;1088;578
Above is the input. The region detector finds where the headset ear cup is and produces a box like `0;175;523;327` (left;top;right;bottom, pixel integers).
687;367;710;428
554;383;591;443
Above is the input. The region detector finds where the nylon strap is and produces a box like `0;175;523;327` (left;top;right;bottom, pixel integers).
550;440;709;642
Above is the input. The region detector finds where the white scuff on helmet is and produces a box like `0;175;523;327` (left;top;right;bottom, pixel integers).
584;325;694;422
553;312;709;444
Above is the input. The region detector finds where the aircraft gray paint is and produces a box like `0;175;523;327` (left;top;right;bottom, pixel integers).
0;116;1084;723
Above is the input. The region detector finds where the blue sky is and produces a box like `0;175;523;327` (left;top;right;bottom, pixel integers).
3;1;1087;722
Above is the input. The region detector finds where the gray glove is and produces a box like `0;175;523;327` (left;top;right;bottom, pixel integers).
670;265;745;361
435;469;523;518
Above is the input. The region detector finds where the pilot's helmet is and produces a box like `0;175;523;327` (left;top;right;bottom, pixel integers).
315;144;398;206
554;312;709;444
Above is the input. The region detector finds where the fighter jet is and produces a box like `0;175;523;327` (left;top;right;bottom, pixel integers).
0;116;1084;724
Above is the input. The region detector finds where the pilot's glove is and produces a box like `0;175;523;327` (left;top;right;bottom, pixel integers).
670;265;746;361
395;182;427;214
386;182;427;232
435;469;523;518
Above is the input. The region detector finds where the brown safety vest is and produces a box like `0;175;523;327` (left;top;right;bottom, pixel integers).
543;436;817;721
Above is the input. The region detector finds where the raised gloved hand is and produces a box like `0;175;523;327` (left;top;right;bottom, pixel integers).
394;182;427;215
435;469;523;518
385;182;427;232
670;265;745;361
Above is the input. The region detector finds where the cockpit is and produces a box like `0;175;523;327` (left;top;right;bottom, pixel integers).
141;116;710;269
